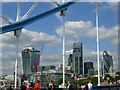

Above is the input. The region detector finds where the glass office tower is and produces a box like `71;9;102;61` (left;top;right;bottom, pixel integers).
72;41;83;75
84;62;93;75
21;46;40;75
102;50;113;74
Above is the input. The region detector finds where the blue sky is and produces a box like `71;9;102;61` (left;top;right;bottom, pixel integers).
0;1;118;75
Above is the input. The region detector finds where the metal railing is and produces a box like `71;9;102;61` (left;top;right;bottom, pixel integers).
12;85;120;90
93;85;120;90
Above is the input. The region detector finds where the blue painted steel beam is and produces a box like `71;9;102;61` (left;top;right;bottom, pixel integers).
0;1;75;34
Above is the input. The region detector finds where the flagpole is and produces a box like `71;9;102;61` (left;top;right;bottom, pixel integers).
96;0;100;86
62;15;65;86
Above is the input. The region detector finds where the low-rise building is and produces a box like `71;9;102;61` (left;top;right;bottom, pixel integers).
37;65;56;73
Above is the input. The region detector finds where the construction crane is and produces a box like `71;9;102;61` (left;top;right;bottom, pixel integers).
34;45;44;82
22;61;26;82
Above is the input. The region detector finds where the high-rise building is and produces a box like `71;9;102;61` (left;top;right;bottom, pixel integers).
84;62;93;75
72;41;83;75
88;68;95;77
102;50;113;74
21;45;40;75
68;54;72;66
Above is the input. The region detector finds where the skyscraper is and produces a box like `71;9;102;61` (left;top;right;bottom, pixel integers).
21;45;40;75
68;54;72;66
102;50;113;74
72;41;83;75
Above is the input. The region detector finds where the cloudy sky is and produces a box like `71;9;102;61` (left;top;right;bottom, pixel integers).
0;0;119;76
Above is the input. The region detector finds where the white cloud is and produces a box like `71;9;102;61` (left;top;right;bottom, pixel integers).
1;52;22;75
101;2;118;12
111;38;118;45
21;29;62;46
66;40;75;46
1;29;62;51
56;21;118;45
99;25;118;40
65;49;73;55
1;28;62;75
40;54;63;68
1;29;62;75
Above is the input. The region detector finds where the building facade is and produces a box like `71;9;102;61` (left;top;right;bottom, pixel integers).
84;62;93;75
102;50;113;74
88;68;95;77
69;41;83;75
21;46;40;75
37;65;56;72
68;54;72;66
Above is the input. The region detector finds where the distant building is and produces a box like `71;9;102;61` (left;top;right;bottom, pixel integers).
58;64;63;72
58;64;73;73
45;73;72;86
21;45;40;75
37;65;56;72
44;65;56;71
84;62;94;75
65;66;73;74
72;41;83;75
24;72;73;88
68;54;72;66
37;66;45;72
88;68;95;77
102;50;113;74
109;66;115;77
68;41;83;75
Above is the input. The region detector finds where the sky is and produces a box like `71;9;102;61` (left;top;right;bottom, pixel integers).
0;0;119;76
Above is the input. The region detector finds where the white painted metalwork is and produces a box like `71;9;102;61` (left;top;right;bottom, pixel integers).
62;15;65;86
22;0;40;19
96;1;100;86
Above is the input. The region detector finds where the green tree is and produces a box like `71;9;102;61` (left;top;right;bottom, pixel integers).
104;74;115;81
115;75;120;81
57;78;63;85
71;77;98;86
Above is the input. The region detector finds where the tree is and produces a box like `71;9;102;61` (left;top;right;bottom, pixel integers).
57;78;63;85
104;74;115;81
74;77;98;86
